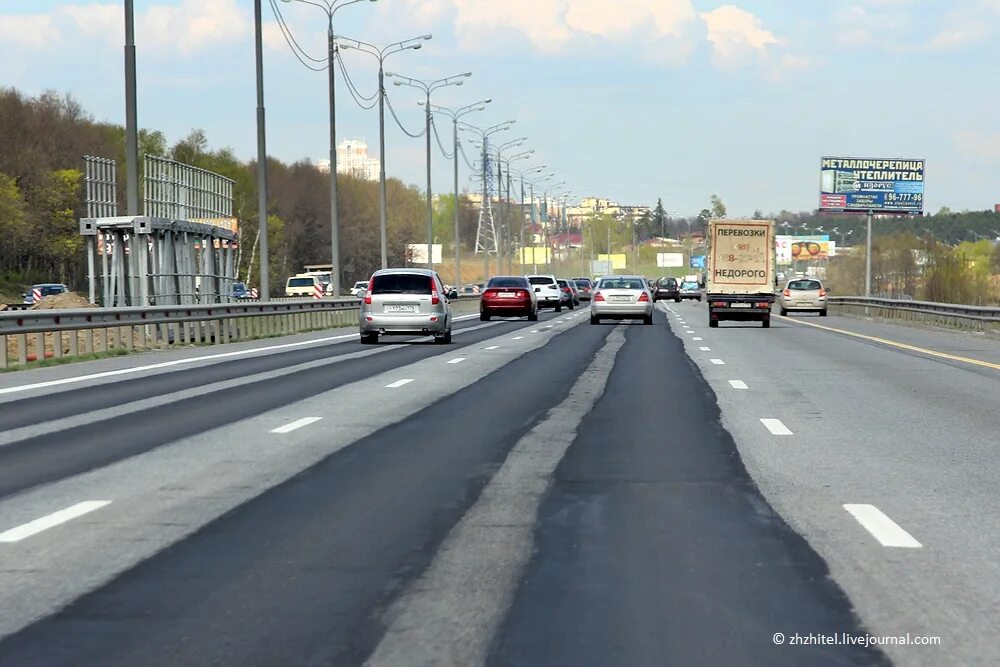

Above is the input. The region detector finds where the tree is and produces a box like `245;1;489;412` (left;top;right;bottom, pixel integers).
710;194;727;219
653;198;667;237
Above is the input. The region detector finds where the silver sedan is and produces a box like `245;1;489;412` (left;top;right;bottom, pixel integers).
589;275;654;325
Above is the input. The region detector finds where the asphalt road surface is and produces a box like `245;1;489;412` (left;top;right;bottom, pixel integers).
0;301;993;666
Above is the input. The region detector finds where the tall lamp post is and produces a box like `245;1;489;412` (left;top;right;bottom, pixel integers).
524;172;555;273
252;0;270;300
337;33;431;269
459;120;515;279
542;181;566;270
424;100;490;287
501;151;533;272
282;0;376;297
512;166;545;271
388;72;471;272
489;138;528;271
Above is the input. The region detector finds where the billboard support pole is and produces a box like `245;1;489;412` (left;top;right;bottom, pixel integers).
865;209;873;297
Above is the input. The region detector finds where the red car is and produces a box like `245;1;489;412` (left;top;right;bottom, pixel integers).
480;276;538;321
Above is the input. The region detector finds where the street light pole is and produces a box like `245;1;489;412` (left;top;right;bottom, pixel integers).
124;0;139;216
337;33;431;269
424;100;489;288
388;73;471;272
253;0;270;299
285;0;376;297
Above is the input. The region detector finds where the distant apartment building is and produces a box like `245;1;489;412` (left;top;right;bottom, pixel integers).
316;139;380;181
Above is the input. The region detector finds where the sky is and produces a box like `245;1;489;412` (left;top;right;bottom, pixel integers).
2;0;1000;217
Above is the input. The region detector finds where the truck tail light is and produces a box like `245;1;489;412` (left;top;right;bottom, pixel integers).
594;292;605;302
712;301;726;308
364;277;374;304
638;292;650;302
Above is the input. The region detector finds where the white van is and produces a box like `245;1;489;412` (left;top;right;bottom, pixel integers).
285;274;323;298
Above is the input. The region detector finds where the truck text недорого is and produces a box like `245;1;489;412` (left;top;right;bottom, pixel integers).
705;219;776;328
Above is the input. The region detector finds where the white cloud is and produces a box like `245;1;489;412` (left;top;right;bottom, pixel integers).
141;0;248;56
700;5;780;68
262;22;287;53
835;29;874;47
0;14;60;49
56;4;120;39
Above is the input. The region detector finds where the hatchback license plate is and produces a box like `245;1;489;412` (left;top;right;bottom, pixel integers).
385;304;417;313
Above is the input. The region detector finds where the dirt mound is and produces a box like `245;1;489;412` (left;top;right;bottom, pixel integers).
31;292;96;310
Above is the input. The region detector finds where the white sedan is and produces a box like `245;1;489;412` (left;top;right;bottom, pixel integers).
589;276;653;325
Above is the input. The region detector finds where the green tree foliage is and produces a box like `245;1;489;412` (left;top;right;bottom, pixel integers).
710;194;727;219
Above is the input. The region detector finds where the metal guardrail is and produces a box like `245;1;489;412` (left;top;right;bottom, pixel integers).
0;295;480;369
828;296;1000;333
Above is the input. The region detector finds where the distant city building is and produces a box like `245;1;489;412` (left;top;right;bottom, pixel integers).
332;139;380;181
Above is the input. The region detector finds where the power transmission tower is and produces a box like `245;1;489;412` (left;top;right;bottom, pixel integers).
474;139;498;258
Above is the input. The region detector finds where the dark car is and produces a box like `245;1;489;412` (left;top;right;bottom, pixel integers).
571;277;593;301
654;277;680;302
556;279;577;310
480;276;538;321
230;282;249;299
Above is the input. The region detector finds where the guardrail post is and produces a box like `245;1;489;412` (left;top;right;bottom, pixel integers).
0;335;7;369
18;333;27;365
68;330;78;358
124;326;134;351
84;330;93;354
33;332;44;361
52;332;63;359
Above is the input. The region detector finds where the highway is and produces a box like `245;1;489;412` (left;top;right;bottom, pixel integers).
0;302;994;666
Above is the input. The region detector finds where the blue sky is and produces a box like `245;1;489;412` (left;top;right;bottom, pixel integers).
2;0;1000;216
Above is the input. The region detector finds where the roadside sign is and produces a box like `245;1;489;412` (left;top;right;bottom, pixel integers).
819;157;924;214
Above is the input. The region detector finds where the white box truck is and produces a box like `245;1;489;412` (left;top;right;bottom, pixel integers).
706;219;776;328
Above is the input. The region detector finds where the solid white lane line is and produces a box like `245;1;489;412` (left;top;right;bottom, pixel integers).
729;380;748;389
710;359;725;365
760;418;793;435
699;346;711;351
386;379;414;388
692;337;703;341
271;417;322;434
447;358;467;364
0;501;112;543
843;504;923;548
484;345;500;350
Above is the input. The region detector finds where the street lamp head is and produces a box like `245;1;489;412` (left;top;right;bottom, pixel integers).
411;44;422;50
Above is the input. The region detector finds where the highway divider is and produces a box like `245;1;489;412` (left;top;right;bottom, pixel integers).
0;296;481;370
828;296;1000;334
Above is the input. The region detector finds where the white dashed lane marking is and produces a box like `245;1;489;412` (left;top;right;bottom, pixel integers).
699;347;711;351
843;504;923;548
386;379;415;388
760;418;793;435
271;417;323;434
0;501;112;543
728;380;748;389
447;358;467;364
710;359;725;365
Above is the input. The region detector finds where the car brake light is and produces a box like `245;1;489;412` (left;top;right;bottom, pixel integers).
818;288;826;297
782;288;790;297
755;302;770;308
638;292;649;302
594;292;605;302
364;277;374;304
431;277;440;305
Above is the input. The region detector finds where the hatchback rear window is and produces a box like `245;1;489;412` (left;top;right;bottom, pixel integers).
789;280;822;290
287;277;315;287
487;277;528;288
371;273;431;294
39;286;67;296
681;282;698;290
573;278;591;288
528;277;555;285
556;280;569;287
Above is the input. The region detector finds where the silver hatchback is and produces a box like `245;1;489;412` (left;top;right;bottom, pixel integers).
590;275;654;325
359;269;452;344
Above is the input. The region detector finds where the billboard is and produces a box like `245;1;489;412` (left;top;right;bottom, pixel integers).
690;255;706;269
656;252;684;268
819;157;924;214
518;246;551;265
598;253;627;270
590;260;612;275
777;235;835;262
406;244;443;264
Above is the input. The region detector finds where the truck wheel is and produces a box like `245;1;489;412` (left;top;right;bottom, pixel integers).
762;317;770;328
643;314;653;325
590;315;599;325
675;297;681;303
780;307;788;316
709;319;719;328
